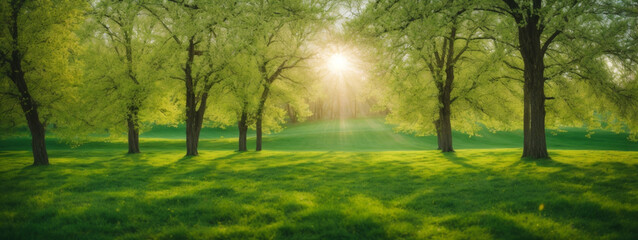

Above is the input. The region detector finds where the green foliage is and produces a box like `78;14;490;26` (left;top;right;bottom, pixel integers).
77;0;181;141
214;0;331;133
482;0;638;140
0;0;86;138
352;0;522;137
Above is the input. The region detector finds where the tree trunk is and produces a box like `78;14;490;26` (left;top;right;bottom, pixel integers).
26;109;49;166
12;66;49;165
434;120;442;150
437;107;454;152
9;3;48;165
125;30;140;154
437;71;454;153
523;82;530;155
126;110;140;154
184;37;206;156
256;116;263;151
255;84;271;151
433;25;457;153
517;16;549;159
185;112;201;156
185;95;206;156
525;79;548;158
238;111;248;152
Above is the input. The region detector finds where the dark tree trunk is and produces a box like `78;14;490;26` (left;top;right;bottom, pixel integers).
523;83;530;155
255;85;270;151
185;93;207;156
11;56;49;165
434;120;442;150
523;69;548;158
432;25;457;153
28;117;49;166
238;111;248;152
124;30;140;154
255;116;262;151
184;37;207;156
8;4;48;165
126;108;140;154
437;107;454;152
436;66;454;153
433;89;454;152
517;11;549;159
185;104;201;156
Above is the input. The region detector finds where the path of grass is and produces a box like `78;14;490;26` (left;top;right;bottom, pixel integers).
0;149;637;239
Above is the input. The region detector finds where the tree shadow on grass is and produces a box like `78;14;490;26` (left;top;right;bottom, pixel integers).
441;152;477;169
442;213;543;240
402;158;638;238
2;150;638;239
276;209;389;240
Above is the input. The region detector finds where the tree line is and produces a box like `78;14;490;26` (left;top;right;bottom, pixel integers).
1;0;637;166
353;0;638;158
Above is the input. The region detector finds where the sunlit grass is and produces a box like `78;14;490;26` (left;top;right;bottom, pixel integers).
1;148;637;239
1;118;637;239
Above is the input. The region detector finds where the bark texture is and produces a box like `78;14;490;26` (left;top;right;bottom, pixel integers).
8;2;49;165
238;111;248;152
184;37;207;156
430;25;458;153
126;108;140;154
124;28;141;154
255;84;270;151
505;0;549;158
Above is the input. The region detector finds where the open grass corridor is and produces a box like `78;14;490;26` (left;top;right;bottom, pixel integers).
1;119;637;239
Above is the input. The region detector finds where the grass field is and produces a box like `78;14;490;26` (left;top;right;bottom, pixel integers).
2;118;637;152
1;118;637;239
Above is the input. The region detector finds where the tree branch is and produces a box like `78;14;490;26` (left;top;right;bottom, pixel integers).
141;5;182;45
503;60;524;72
542;30;561;55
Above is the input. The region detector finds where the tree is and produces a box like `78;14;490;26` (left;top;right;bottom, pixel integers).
142;0;238;156
80;0;178;153
216;54;261;152
482;0;638;158
215;50;314;152
244;0;330;151
353;0;521;152
0;0;85;165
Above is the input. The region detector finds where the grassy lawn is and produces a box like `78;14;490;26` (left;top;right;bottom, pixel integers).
1;118;637;239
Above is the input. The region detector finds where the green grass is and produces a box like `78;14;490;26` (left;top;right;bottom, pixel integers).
1;118;637;239
2;117;636;152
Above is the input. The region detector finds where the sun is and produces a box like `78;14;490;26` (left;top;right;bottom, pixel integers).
327;53;350;74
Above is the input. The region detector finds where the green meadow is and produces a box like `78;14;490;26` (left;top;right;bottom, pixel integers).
1;118;637;239
3;0;638;239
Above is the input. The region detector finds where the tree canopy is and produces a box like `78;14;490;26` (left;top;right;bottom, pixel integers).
1;0;636;164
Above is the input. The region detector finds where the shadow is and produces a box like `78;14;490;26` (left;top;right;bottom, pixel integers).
276;209;389;240
441;152;477;169
175;155;199;166
1;150;638;239
212;152;243;161
508;156;577;169
442;213;543;240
